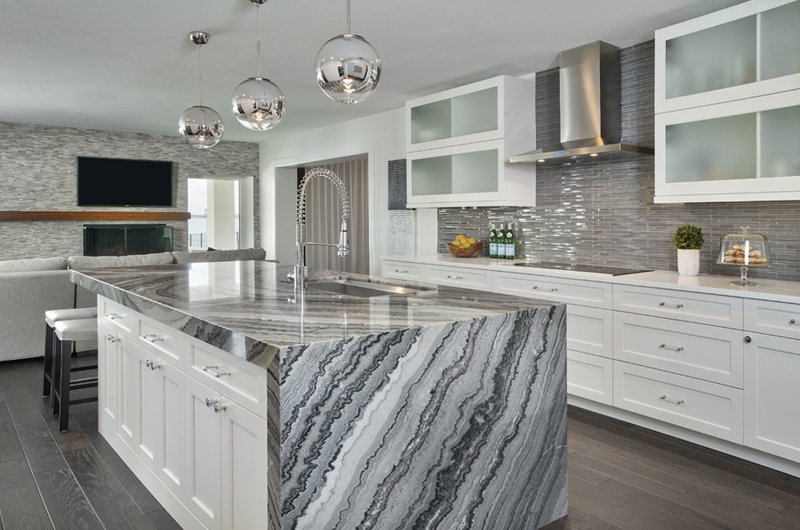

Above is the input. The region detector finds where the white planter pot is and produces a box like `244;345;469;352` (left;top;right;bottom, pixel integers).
677;249;700;276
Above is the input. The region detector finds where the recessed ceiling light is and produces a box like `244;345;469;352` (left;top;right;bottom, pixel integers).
589;153;599;157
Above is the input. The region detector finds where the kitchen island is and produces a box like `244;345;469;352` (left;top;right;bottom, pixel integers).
72;260;567;530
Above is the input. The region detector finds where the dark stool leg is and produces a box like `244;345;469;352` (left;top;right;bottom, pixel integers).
58;340;72;432
51;334;62;414
43;323;53;397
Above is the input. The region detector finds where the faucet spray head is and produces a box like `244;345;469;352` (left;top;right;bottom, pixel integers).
338;220;349;257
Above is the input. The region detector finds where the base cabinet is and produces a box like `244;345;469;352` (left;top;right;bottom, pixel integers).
97;296;268;530
744;333;800;462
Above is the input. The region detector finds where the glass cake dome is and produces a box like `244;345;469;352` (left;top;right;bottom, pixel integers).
717;226;770;286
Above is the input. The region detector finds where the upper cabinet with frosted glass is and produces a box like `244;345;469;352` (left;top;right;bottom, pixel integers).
656;0;800;114
405;75;537;207
655;0;800;203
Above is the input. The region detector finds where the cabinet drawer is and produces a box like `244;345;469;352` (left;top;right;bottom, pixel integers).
100;299;139;337
567;350;613;406
613;361;743;444
383;261;423;281
614;285;743;328
427;266;490;290
137;320;187;368
494;272;612;309
190;345;267;419
614;313;744;388
567;306;613;358
743;299;800;339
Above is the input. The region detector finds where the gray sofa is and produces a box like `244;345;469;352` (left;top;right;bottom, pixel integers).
0;248;273;362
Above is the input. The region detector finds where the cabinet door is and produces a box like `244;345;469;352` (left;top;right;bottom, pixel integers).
744;333;800;463
97;323;119;431
220;401;269;530
118;339;159;471
154;360;186;500
185;377;223;530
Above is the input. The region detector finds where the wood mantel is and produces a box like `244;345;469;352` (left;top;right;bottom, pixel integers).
0;211;191;221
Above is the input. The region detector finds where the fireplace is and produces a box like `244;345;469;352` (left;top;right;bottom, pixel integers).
83;224;173;256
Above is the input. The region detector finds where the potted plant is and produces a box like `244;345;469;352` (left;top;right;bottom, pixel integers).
673;224;704;276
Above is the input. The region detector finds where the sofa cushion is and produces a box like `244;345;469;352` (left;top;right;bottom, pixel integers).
0;257;68;273
68;252;176;270
172;247;267;264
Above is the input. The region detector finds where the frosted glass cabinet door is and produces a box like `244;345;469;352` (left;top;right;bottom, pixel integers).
665;113;756;183
760;1;800;81
665;16;757;99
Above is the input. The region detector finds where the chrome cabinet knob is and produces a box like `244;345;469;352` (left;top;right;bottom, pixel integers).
744;336;752;343
206;397;219;408
214;402;227;413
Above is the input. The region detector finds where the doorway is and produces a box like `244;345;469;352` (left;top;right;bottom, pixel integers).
299;158;369;275
188;177;242;251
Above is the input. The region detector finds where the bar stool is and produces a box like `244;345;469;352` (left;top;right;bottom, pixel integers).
52;318;99;432
43;307;98;398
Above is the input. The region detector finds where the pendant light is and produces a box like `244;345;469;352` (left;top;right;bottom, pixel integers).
179;32;224;149
232;0;285;131
315;0;381;104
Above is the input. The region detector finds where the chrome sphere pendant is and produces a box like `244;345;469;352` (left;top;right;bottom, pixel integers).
232;77;285;131
179;105;224;149
315;33;381;104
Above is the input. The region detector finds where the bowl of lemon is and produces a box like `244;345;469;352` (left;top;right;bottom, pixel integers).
447;235;482;258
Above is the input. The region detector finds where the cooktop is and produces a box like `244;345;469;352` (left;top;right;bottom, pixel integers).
513;262;653;276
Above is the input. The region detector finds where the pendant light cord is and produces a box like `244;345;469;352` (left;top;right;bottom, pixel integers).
198;44;204;106
256;5;262;79
346;0;351;35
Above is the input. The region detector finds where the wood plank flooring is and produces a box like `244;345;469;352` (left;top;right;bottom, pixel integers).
1;357;799;530
0;357;180;530
543;407;800;530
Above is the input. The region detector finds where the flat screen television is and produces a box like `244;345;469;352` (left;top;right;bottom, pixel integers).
77;156;174;207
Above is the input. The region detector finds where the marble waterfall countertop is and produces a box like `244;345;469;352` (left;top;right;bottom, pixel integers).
72;261;569;530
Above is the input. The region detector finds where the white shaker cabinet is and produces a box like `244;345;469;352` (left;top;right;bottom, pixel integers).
98;322;119;431
186;376;223;530
743;332;800;463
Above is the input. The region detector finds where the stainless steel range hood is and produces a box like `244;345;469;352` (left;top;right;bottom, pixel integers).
510;41;654;165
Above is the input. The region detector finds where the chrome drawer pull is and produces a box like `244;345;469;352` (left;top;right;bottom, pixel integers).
395;269;409;274
145;360;162;371
447;275;463;280
202;365;231;378
660;395;685;405
659;343;685;352
142;334;163;343
213;402;227;413
790;319;797;325
532;286;558;292
206;397;219;408
105;313;122;320
105;335;116;343
659;302;684;309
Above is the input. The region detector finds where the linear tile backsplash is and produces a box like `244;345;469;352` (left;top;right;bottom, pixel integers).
438;41;800;283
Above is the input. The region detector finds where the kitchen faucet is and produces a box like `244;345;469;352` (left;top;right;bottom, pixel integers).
294;168;350;288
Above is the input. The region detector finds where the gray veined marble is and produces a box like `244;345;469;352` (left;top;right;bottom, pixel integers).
72;261;567;530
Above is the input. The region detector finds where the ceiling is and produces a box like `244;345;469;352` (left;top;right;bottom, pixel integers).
0;0;744;143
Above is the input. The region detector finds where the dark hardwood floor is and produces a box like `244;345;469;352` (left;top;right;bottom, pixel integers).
0;357;179;530
2;357;799;530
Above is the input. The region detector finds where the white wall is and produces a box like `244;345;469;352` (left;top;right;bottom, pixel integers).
259;108;406;273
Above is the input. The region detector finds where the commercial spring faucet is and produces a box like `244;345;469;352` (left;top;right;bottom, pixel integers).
294;168;350;287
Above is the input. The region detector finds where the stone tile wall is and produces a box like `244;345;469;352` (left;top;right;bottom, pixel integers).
387;159;414;254
0;122;260;261
438;41;800;282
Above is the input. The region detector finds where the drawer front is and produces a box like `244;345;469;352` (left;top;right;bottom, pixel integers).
100;299;140;337
137;320;187;369
613;361;743;444
614;313;744;388
494;272;612;308
190;345;267;419
382;261;423;281
567;350;613;406
427;266;490;290
743;299;800;339
567;306;613;358
614;285;743;328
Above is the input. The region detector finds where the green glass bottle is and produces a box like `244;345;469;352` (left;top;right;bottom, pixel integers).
497;224;505;259
489;224;498;258
505;223;516;260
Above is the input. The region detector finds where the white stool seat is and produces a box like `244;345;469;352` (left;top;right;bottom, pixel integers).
46;307;98;327
55;318;98;342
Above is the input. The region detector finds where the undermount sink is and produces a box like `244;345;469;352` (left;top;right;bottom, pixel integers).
306;278;437;298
